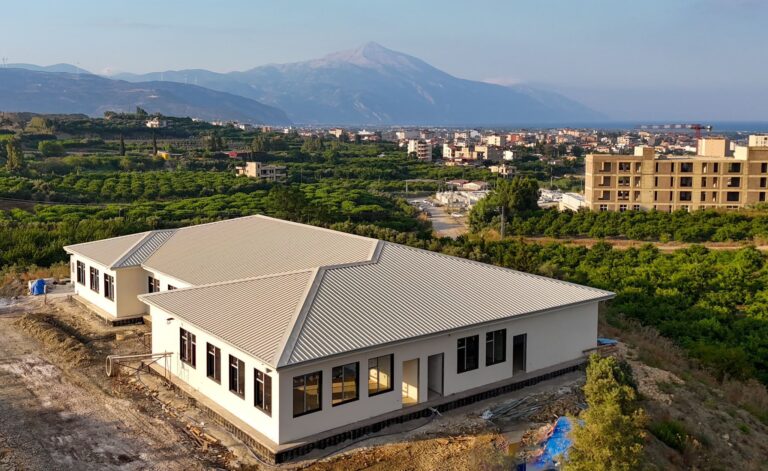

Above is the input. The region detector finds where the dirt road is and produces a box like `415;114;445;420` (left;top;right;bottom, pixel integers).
0;313;210;471
409;198;468;239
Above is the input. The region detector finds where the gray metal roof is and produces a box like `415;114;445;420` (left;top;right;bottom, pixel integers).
113;229;178;268
64;232;150;268
283;243;613;366
140;270;316;366
142;216;378;285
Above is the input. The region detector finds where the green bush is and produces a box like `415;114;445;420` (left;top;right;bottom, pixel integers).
648;419;688;451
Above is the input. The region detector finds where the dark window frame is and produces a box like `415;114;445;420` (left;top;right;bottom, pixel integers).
179;328;196;367
76;261;86;285
457;335;479;374
148;276;160;293
167;285;177;291
332;362;359;407
103;273;115;301
293;371;322;417
368;354;394;397
254;369;272;415
206;343;221;383
485;329;507;366
229;355;245;398
89;266;100;293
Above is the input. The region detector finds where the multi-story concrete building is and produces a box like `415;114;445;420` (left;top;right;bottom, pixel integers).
585;136;768;212
236;162;287;182
407;139;433;161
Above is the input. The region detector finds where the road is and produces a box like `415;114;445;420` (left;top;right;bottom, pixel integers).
409;198;468;239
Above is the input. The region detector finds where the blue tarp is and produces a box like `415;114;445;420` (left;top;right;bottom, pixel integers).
30;279;46;295
525;416;574;470
597;337;618;346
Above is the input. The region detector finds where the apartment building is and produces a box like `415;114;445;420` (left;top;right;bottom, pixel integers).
407;139;433;161
236;162;287;182
585;136;768;212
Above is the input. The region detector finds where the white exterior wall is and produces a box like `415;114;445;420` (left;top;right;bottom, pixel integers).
149;305;281;444
70;255;119;317
277;302;597;443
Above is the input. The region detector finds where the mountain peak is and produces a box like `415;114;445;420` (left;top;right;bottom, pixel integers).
317;42;423;72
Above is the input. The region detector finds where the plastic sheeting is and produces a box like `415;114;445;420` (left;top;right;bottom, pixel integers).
29;279;46;295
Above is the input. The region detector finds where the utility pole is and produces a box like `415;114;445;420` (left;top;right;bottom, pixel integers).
500;205;506;239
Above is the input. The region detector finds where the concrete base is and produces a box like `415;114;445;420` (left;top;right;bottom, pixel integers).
71;295;144;327
149;357;586;464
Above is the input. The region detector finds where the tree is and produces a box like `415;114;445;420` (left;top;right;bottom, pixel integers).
6;136;24;172
119;134;126;156
152;132;158;156
135;107;148;117
204;131;224;152
251;136;269;153
38;140;65;157
564;355;646;471
468;176;539;234
301;136;324;153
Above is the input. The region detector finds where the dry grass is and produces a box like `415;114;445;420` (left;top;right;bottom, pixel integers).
0;262;69;297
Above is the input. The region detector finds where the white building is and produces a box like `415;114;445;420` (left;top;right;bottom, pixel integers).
64;216;612;462
145;117;167;129
396;130;419;140
235;162;287;182
407;139;433;161
559;193;586;212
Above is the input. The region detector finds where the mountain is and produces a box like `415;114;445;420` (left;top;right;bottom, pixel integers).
0;68;291;124
113;42;605;125
7;63;93;75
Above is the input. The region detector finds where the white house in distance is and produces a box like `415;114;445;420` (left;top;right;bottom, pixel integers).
64;216;613;462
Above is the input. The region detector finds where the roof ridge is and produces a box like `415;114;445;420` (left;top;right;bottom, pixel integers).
63;230;148;253
254;215;379;245
110;229;177;268
274;267;325;368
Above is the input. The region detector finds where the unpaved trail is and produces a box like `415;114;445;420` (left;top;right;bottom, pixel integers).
518;236;768;252
0;316;207;471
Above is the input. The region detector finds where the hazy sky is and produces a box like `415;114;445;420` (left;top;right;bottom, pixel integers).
2;0;767;121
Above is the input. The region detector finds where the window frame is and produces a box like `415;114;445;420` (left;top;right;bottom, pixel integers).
293;371;323;417
179;328;196;368
254;368;272;415
76;261;86;285
457;334;479;374
229;355;245;398
148;276;160;293
89;266;100;293
332;361;359;406
206;342;221;383
485;329;507;366
103;273;115;301
367;354;394;397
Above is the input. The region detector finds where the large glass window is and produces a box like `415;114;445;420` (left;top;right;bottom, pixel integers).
103;274;115;301
229;355;245;398
148;276;160;293
293;371;322;417
254;369;272;415
485;329;507;366
76;261;85;285
332;362;359;406
179;328;196;367
457;335;479;373
206;343;220;382
89;267;100;292
368;354;393;396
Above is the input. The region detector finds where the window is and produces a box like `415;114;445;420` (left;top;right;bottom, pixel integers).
761;192;766;202
728;162;742;173
727;192;740;202
617;190;629;200
653;191;658;202
293;371;322;417
632;205;641;211
599;204;608;211
103;274;115;301
701;191;707;202
655;162;660;172
727;177;741;188
618;176;630;186
229;355;245;398
634;177;641;187
485;329;506;366
599;176;611;186
457;335;479;374
599;190;610;201
680;162;693;172
600;162;612;172
654;176;658;187
206;343;221;382
619;204;628;212
148;276;160;293
76;261;85;285
670;163;675;172
713;177;719;188
761;177;767;188
179;328;196;367
670;177;674;187
713;163;719;173
332;362;359;406
680;177;693;187
701;177;707;187
680;191;692;202
368;354;393;396
762;163;768;173
167;285;177;291
254;369;272;414
89;267;100;292
618;162;631;172
634;162;642;172
701;162;708;173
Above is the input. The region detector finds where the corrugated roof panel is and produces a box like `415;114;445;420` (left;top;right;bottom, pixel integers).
141;270;315;367
286;243;613;365
64;232;149;267
114;229;177;268
143;216;377;285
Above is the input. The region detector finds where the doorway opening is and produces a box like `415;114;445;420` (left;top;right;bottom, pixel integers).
513;333;527;374
427;353;444;400
401;358;419;406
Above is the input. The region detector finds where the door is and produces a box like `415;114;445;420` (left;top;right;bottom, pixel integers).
513;333;527;374
427;353;444;400
401;359;419;406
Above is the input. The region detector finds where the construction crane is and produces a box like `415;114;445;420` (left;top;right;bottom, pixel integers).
636;124;713;152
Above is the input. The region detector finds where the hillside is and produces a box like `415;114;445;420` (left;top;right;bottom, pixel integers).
0;68;291;125
114;42;606;126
